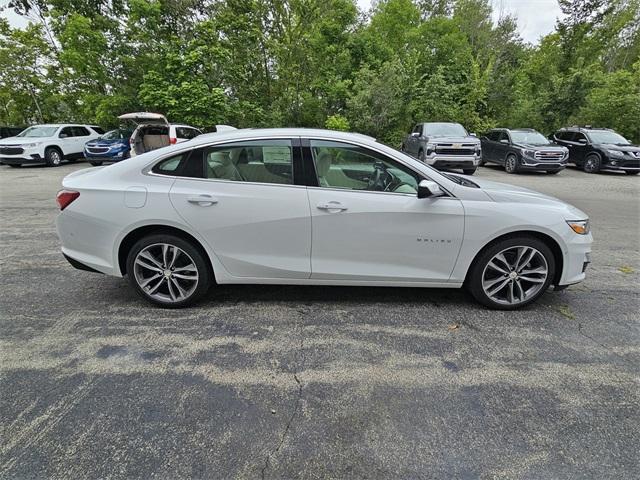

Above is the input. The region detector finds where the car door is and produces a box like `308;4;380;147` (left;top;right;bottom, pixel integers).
57;127;76;155
493;131;510;164
569;132;590;165
305;139;464;282
71;126;92;155
169;138;312;279
481;131;496;161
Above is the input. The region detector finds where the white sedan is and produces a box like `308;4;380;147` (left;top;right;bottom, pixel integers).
55;128;592;309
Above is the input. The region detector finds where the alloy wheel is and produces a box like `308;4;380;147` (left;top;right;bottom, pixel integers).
505;156;517;173
133;243;199;303
583;156;599;173
481;246;548;306
50;151;61;165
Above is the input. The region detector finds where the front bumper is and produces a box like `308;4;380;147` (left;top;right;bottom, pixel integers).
557;233;592;287
602;159;640;172
0;154;43;165
520;157;568;170
426;154;481;169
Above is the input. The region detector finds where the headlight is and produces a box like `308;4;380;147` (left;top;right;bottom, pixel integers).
563;149;569;159
606;149;624;157
426;143;436;154
522;149;536;158
566;220;590;235
22;142;41;148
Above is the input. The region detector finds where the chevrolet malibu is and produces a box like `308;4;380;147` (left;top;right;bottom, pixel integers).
55;128;592;309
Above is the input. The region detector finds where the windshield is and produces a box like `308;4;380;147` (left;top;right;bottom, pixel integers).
587;130;629;145
423;123;468;137
102;128;132;140
16;126;58;138
510;131;550;145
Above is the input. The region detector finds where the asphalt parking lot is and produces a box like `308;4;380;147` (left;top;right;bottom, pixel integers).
1;162;639;479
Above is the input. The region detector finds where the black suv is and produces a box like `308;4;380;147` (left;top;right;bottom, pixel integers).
480;128;568;174
551;127;640;175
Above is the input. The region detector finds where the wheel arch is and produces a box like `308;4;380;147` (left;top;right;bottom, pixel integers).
117;224;215;281
464;230;564;286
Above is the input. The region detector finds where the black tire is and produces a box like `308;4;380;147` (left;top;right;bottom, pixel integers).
8;164;21;168
546;169;562;174
89;161;103;166
624;171;639;175
462;167;477;175
504;154;519;174
418;149;425;162
125;234;212;308
479;157;486;166
467;236;555;310
44;147;63;167
583;154;601;173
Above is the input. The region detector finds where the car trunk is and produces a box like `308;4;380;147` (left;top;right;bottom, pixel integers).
117;112;170;155
132;124;170;155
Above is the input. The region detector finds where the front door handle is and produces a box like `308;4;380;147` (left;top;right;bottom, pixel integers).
317;201;348;212
187;194;218;206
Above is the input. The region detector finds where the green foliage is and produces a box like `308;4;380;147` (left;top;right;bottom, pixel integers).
325;114;350;131
0;0;638;143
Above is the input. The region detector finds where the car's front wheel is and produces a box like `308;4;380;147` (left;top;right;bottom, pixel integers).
45;147;63;167
89;161;103;166
504;154;519;174
462;167;477;175
583;154;601;173
126;234;212;308
467;236;555;309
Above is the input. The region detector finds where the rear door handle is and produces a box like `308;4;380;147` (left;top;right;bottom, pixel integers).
187;194;218;206
317;201;348;212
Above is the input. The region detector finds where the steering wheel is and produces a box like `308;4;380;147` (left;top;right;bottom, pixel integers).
367;161;389;191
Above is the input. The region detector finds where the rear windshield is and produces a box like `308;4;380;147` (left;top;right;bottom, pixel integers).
16;126;58;137
423;123;468;137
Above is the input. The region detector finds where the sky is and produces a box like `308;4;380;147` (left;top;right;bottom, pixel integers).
1;0;564;45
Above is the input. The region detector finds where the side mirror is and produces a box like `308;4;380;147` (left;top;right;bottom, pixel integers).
59;133;68;138
470;132;477;137
500;139;509;144
577;138;587;144
411;132;420;137
418;179;444;199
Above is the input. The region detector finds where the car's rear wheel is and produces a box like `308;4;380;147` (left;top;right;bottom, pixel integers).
8;164;21;168
45;147;63;167
89;161;103;166
583;154;601;173
504;154;519;174
467;236;555;310
126;234;211;308
624;171;639;175
462;167;477;175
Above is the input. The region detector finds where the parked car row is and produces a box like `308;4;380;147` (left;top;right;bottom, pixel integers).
0;113;206;167
402;122;640;176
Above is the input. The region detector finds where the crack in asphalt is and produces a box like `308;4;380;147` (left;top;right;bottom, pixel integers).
260;308;307;480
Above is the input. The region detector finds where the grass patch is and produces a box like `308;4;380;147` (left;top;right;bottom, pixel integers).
557;304;576;320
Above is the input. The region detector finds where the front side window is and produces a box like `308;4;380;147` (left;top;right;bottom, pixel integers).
498;132;510;143
310;140;420;195
176;127;200;140
573;132;587;143
203;140;293;185
72;126;90;136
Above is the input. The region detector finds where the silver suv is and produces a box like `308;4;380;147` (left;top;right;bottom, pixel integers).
402;122;481;175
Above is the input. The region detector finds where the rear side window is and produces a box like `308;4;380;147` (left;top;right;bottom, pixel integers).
59;127;74;138
151;153;188;175
486;131;500;141
72;126;90;136
203;140;293;185
91;126;105;134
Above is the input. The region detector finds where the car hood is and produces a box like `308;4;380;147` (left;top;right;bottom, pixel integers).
86;138;130;147
596;143;640;152
427;136;480;144
513;143;566;151
0;136;53;145
465;177;587;217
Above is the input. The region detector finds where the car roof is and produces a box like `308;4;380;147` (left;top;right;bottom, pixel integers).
25;124;94;128
187;128;376;145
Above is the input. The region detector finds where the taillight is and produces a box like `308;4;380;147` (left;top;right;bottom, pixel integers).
56;190;80;211
170;137;177;144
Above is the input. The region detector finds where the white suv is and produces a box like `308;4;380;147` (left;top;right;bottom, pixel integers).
0;124;102;167
118;113;203;157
